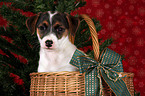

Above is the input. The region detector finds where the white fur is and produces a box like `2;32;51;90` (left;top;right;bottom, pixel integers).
38;33;58;49
37;11;78;72
38;35;77;72
48;11;57;24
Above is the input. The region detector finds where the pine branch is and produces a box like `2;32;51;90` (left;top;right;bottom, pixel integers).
0;26;18;38
75;20;90;47
0;65;25;96
0;37;23;53
75;18;102;48
0;5;27;28
56;0;86;13
0;52;26;73
99;38;114;52
33;0;54;13
11;0;34;11
0;5;39;60
0;0;15;2
0;27;38;62
92;18;102;32
0;0;109;95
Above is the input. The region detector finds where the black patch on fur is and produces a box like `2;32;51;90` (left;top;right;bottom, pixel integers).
36;13;51;39
52;13;69;39
36;12;69;39
36;13;50;27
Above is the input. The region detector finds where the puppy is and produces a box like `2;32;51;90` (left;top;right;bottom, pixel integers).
26;11;80;72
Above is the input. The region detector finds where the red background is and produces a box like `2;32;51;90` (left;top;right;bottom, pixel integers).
77;0;145;95
0;0;145;95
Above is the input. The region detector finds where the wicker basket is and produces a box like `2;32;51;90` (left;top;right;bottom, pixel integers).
101;72;134;96
30;72;134;96
30;72;85;96
30;14;134;96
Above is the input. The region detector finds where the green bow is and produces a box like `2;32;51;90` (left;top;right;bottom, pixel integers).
70;48;131;96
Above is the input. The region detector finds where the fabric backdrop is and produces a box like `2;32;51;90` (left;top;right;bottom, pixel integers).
76;0;145;95
0;0;145;95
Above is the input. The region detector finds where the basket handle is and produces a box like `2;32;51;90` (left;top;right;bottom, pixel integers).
69;14;100;61
79;14;99;61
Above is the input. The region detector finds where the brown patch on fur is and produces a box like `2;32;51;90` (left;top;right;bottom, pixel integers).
43;21;49;26
36;21;49;39
53;21;69;38
38;20;49;27
63;29;69;37
36;28;42;38
53;21;62;27
65;14;80;36
26;12;42;34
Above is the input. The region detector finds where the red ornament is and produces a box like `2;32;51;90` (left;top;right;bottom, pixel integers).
10;73;24;85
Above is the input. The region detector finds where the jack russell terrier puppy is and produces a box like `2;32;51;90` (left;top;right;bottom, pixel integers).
26;11;80;72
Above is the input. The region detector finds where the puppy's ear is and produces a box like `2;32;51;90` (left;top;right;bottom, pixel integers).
26;12;41;34
66;14;80;36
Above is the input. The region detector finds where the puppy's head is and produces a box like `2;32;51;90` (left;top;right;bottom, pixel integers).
26;11;80;50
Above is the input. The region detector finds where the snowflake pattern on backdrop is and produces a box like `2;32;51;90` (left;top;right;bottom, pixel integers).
77;0;145;95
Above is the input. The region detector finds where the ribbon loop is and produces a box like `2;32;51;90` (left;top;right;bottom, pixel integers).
70;48;131;96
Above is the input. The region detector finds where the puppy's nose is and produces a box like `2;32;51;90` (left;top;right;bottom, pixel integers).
45;40;53;47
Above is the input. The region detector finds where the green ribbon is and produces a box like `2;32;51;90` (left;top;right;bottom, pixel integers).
70;48;131;96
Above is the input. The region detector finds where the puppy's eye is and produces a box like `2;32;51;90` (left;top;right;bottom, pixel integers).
38;24;47;31
38;26;46;31
56;27;64;32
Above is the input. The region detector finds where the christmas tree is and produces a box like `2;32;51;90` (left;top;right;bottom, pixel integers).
0;0;113;95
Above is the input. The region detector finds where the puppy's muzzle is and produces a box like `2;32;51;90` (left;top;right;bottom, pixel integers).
45;40;53;48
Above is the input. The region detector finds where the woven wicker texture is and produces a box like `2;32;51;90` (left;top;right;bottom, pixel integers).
30;14;134;96
30;72;85;96
30;72;134;96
